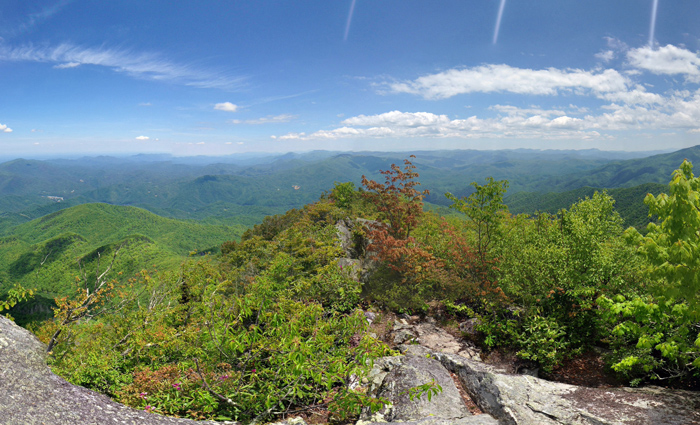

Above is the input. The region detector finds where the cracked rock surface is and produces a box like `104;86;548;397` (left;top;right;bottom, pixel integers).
436;351;700;425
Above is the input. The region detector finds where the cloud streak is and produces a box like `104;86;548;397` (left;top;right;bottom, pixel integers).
344;0;357;41
230;114;296;125
4;0;75;37
493;0;507;44
0;43;246;90
649;0;659;47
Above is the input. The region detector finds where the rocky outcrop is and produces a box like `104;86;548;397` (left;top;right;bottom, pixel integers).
362;317;700;425
0;315;234;425
335;218;380;283
434;353;700;425
392;318;481;361
358;347;498;425
361;345;700;425
435;351;700;425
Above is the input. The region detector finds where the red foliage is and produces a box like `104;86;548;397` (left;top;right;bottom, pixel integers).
361;156;428;240
361;157;434;289
433;219;507;303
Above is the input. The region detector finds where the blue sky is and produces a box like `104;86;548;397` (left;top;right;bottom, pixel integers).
1;0;700;157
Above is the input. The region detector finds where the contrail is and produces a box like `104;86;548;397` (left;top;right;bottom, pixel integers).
493;0;507;44
649;0;659;47
344;0;357;41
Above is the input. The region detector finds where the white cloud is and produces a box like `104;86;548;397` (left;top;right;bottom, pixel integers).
389;65;630;99
135;135;149;140
627;45;700;82
278;132;306;140
275;88;700;142
53;62;80;69
196;142;205;145
342;111;451;127
139;102;152;106
214;102;238;112
595;50;615;63
0;43;245;90
490;105;566;117
599;86;664;105
0;124;12;133
229;114;296;124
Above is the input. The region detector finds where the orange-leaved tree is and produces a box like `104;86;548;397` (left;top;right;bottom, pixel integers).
361;157;441;311
361;156;428;241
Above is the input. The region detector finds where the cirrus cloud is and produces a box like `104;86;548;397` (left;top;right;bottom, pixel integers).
0;42;246;90
230;114;296;124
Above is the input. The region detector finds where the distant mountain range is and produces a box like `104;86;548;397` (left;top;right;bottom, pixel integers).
1;146;692;230
0;145;697;234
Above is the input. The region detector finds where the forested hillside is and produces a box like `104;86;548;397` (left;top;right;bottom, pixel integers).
507;182;667;230
0;203;244;324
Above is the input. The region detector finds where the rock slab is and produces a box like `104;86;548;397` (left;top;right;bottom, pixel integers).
436;351;700;425
359;349;498;425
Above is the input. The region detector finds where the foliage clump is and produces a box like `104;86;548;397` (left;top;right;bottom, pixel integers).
597;159;700;385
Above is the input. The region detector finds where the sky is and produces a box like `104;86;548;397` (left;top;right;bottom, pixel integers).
1;0;700;157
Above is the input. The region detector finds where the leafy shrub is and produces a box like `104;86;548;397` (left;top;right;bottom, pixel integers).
597;294;699;385
329;181;357;209
476;192;643;370
41;259;391;422
515;315;571;372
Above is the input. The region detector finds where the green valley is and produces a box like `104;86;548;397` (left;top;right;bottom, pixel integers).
0;203;245;323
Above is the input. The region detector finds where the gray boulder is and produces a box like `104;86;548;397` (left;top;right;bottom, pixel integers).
359;353;498;425
335;218;381;283
0;315;235;425
435;351;700;425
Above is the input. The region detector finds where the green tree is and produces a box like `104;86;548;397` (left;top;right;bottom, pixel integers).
446;177;509;261
598;160;700;384
484;192;640;371
625;159;700;303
